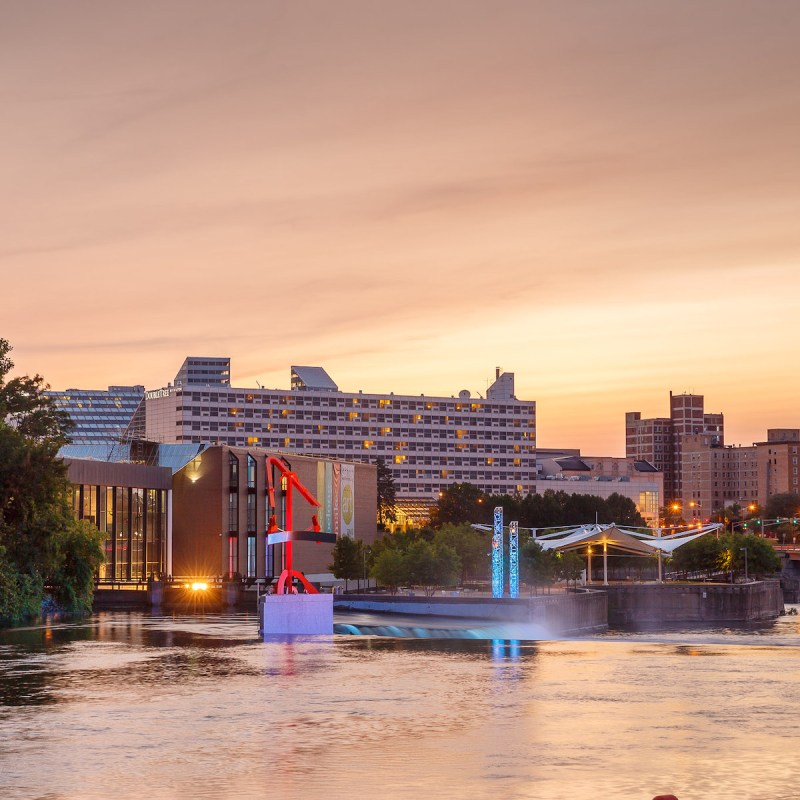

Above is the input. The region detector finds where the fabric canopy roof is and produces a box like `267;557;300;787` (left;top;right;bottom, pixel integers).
535;523;721;555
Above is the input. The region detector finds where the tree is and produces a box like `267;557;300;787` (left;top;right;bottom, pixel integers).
370;548;407;594
0;338;104;625
430;483;488;528
520;540;558;595
375;457;397;529
765;493;800;521
328;535;364;592
434;523;487;584
718;533;781;580
556;551;585;587
50;521;106;613
671;535;723;579
404;540;460;596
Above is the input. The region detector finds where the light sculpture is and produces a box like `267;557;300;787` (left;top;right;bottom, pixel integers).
492;505;504;598
509;520;519;598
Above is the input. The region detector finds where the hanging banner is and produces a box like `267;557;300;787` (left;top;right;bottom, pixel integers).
316;462;326;531
332;463;341;537
340;463;355;538
324;462;334;534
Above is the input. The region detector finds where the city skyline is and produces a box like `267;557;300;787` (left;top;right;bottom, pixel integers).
5;1;800;455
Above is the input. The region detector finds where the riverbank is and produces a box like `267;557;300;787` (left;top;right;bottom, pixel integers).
603;580;784;627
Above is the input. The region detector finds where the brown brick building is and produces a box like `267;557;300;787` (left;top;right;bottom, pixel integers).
756;429;800;507
171;446;377;581
626;392;724;505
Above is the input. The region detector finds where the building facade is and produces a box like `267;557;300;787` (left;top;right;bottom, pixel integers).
65;459;172;581
536;453;663;525
755;429;800;506
680;435;758;518
134;359;537;502
171;446;377;580
626;392;724;504
47;385;145;444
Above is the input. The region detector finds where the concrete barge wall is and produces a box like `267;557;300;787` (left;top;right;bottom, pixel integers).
334;590;608;635
603;580;784;626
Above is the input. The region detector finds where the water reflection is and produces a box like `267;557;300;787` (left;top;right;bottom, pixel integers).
0;612;798;800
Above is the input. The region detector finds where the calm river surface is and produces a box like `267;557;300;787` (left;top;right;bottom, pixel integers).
2;609;799;800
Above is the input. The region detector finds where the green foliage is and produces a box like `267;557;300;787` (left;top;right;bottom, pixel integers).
50;521;105;613
718;533;782;579
405;540;460;596
0;545;43;625
765;493;800;521
0;338;105;624
375;456;397;528
370;548;407;594
670;535;724;579
433;483;648;530
328;535;365;590
520;539;559;595
556;551;584;586
431;483;489;527
433;523;487;583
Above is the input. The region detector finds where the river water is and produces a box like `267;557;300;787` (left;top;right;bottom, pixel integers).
1;609;799;800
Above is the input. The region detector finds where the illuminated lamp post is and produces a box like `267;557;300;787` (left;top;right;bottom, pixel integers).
586;545;593;585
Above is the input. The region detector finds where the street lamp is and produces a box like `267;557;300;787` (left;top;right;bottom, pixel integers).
740;546;749;583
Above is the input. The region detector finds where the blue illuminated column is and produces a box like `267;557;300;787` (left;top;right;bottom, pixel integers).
492;506;504;598
509;521;519;598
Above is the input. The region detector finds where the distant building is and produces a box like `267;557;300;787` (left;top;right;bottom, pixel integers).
626;391;724;503
47;385;144;444
62;444;376;583
680;435;758;518
536;452;663;526
131;359;537;502
755;429;800;506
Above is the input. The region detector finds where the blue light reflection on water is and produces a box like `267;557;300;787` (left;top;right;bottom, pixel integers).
0;609;799;800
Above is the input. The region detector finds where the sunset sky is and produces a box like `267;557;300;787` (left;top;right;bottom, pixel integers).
4;1;800;454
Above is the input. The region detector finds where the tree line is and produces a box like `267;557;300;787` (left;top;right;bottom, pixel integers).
0;339;104;626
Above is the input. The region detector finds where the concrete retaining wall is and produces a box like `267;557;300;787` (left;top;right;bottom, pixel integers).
334;590;608;635
603;580;784;626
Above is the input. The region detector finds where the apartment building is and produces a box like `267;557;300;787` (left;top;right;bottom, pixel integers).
626;392;724;503
756;429;800;505
680;435;758;518
130;358;537;502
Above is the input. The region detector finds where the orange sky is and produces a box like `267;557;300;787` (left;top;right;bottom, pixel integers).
4;1;800;455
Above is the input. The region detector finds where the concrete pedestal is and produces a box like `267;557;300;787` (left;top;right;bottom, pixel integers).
261;593;334;635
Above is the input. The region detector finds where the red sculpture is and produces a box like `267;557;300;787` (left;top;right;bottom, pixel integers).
266;456;336;594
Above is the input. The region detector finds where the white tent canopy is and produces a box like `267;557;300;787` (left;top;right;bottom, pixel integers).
473;521;723;585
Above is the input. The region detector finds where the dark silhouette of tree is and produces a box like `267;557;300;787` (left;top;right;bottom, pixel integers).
431;483;489;527
0;338;104;624
765;493;800;521
328;535;364;592
375;457;397;529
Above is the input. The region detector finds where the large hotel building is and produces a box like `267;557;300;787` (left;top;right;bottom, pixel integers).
128;357;537;507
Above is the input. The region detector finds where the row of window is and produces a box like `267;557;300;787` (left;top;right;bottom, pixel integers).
177;391;532;415
68;484;167;582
